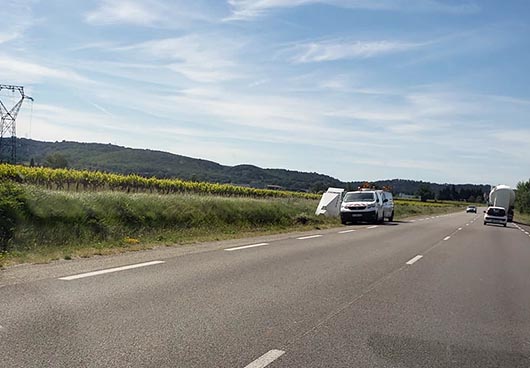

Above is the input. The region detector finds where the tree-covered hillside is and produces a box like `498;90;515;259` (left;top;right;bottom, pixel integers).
1;138;490;196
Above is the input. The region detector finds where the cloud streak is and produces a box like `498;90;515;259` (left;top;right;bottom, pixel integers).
85;0;215;27
85;0;164;25
226;0;480;21
288;39;424;63
0;55;90;84
112;34;246;82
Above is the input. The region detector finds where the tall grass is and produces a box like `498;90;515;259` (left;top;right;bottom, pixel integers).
7;185;335;255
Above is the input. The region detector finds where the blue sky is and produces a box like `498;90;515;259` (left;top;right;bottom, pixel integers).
1;0;529;186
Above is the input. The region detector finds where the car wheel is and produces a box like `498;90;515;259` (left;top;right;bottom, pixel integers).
389;211;394;222
483;222;487;225
504;224;507;227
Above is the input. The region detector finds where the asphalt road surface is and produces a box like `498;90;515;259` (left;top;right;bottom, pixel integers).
2;210;530;367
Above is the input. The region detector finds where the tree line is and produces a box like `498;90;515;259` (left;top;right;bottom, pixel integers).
516;179;530;214
415;184;486;202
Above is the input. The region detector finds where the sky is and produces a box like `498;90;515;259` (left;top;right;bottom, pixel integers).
1;0;529;186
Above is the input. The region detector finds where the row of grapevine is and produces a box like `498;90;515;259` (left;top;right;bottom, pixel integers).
0;164;319;200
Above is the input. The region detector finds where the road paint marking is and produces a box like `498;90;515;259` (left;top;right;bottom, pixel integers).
59;261;165;281
225;243;269;251
366;225;378;229
406;255;423;265
458;227;463;231
338;229;356;234
244;349;285;368
297;235;323;240
443;236;451;241
410;220;416;222
525;232;529;235
419;218;425;221
466;224;470;226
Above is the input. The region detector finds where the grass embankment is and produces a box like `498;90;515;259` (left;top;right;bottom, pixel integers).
0;183;466;267
0;184;337;266
394;199;466;218
515;211;530;226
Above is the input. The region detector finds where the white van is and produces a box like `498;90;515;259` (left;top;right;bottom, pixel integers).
340;190;394;225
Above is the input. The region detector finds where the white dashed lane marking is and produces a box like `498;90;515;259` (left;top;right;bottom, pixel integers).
244;350;285;368
338;229;356;234
59;261;165;281
406;255;423;265
225;243;269;251
297;235;323;240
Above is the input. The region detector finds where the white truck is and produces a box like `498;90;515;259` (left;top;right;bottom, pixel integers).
489;185;515;222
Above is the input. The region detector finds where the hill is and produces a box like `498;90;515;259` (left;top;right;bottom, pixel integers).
1;138;490;197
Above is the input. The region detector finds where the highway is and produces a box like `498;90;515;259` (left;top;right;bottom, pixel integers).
1;210;530;367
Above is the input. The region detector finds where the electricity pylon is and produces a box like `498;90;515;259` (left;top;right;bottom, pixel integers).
0;84;33;163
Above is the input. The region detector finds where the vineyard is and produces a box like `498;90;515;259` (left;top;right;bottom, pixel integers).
0;164;319;199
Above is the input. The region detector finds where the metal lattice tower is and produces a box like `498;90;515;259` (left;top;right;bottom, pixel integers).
0;84;33;164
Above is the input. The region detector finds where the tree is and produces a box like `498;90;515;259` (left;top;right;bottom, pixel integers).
416;184;435;202
515;179;530;214
44;153;68;169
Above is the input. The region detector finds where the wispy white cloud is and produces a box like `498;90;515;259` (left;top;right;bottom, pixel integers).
288;39;424;63
85;0;164;25
0;55;91;84
113;35;246;82
0;0;36;44
226;0;480;21
85;0;215;27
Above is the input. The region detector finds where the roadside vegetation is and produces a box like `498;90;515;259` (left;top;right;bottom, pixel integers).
0;166;467;267
0;183;337;266
515;179;530;225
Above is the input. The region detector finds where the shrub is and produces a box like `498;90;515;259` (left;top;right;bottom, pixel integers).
0;181;27;251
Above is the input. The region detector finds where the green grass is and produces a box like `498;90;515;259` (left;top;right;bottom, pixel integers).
0;184;466;267
1;185;339;266
394;201;466;218
515;211;530;226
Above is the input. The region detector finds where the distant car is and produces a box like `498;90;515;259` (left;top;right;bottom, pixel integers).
483;206;507;227
466;205;477;213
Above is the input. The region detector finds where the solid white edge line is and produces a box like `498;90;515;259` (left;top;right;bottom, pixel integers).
225;243;269;251
406;255;423;265
297;235;323;240
59;261;165;281
443;236;451;241
338;229;356;234
244;349;285;368
366;225;378;229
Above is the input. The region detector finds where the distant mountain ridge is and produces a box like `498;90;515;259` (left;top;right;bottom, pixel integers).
2;138;490;196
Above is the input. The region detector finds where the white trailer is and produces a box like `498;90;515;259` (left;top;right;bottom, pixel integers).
315;187;344;217
489;185;515;222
